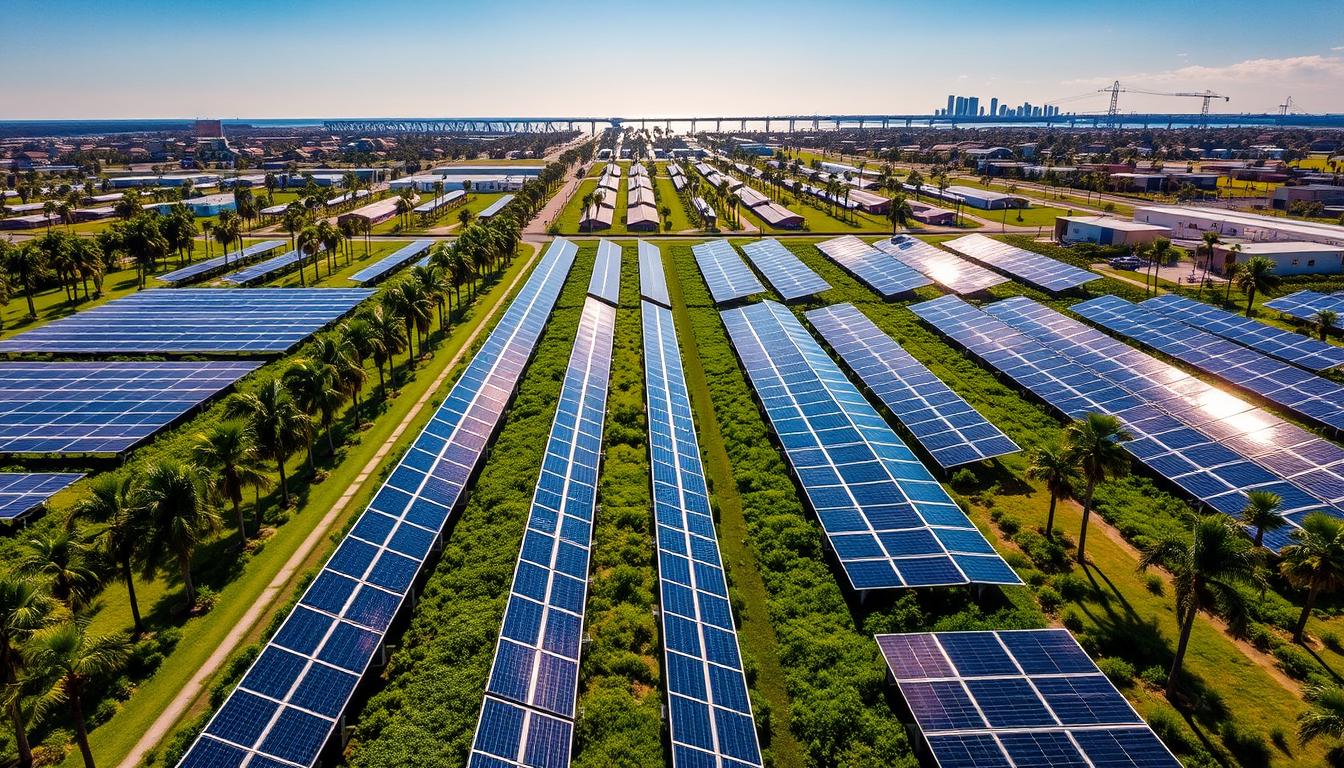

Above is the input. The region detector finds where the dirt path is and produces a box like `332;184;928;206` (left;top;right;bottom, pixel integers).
526;167;588;235
117;242;543;768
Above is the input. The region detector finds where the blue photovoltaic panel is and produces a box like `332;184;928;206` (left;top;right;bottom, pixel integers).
0;289;373;355
1265;290;1344;322
348;240;433;284
874;235;1009;295
177;238;578;768
721;300;1019;590
0;361;260;455
479;194;516;220
739;239;830;300
643;300;764;768
158;240;286;284
943;233;1097;293
589;240;622;305
469;697;573;768
639;240;671;308
223;246;325;285
1142;294;1344;372
469;296;616;768
815;235;931;297
807;303;1019;468
1073;295;1344;432
913;295;1336;552
692;240;764;305
0;473;83;521
877;629;1179;768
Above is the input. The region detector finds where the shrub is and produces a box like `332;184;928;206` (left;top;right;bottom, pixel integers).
1140;665;1168;689
1247;622;1281;652
1144;573;1165;596
949;468;977;491
1146;707;1197;755
1052;572;1089;602
1096;656;1136;686
1061;609;1085;633
1036;585;1063;614
996;514;1021;537
1219;720;1270;766
1324;631;1344;654
1014;529;1067;569
1273;644;1316;680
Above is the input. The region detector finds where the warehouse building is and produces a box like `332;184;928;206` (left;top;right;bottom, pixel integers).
1134;206;1344;247
1209;241;1344;276
626;204;660;231
1272;184;1344;211
338;195;417;228
1055;216;1171;247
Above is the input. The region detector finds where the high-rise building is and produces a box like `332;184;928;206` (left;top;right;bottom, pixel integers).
989;98;998;117
947;95;955;115
968;97;979;116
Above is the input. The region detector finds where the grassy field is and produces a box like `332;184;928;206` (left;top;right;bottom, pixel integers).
652;173;696;233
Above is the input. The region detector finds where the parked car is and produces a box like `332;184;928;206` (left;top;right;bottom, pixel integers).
1109;256;1142;270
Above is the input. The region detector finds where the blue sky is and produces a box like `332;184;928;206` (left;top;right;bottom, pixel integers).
4;0;1342;119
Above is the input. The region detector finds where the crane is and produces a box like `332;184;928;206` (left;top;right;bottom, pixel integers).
1280;96;1295;116
1099;81;1230;127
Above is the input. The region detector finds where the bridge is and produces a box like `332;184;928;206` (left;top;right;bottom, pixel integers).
323;113;1344;134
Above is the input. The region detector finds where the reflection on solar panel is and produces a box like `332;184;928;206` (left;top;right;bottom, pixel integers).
1143;294;1344;372
589;240;622;305
644;301;764;768
0;289;373;355
721;300;1019;590
815;235;931;297
348;240;433;284
479;194;516;220
808;304;1019;468
740;239;830;301
158;240;286;284
692;240;764;305
1074;295;1344;432
877;629;1180;768
874;235;1009;295
176;238;577;768
640;240;671;308
224;246;325;285
469;296;616;768
0;473;83;521
912;295;1330;552
943;234;1097;293
1265;290;1344;322
0;361;259;456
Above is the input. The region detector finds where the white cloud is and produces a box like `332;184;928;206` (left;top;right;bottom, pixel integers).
1333;45;1344;51
1066;54;1344;87
1176;52;1189;58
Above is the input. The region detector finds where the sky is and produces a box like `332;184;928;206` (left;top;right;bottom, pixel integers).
4;0;1343;120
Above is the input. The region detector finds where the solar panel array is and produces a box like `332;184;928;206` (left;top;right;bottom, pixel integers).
1143;294;1344;372
469;295;616;768
348;240;433;285
643;300;764;768
176;238;578;768
0;361;260;455
589;240;622;305
0;473;84;521
877;629;1180;768
1074;295;1344;432
815;236;931;298
223;246;322;285
1265;290;1344;322
158;240;286;284
692;240;764;305
721;300;1019;590
479;194;516;220
912;295;1332;551
943;234;1097;293
639;240;671;308
874;235;1009;295
807;304;1019;468
740;239;830;301
0;289;374;356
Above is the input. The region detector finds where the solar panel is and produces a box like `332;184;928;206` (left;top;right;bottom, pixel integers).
873;235;1009;295
807;303;1019;468
469;295;616;767
0;473;83;521
721;300;1020;590
1265;290;1344;322
639;240;671;308
877;629;1180;768
691;240;764;305
177;238;578;768
740;239;830;301
1141;294;1344;372
348;240;434;285
943;234;1097;293
589;240;622;305
478;194;516;220
1073;295;1344;432
912;295;1336;552
223;246;325;285
815;236;931;297
0;361;260;455
643;300;764;768
158;240;286;285
0;288;373;355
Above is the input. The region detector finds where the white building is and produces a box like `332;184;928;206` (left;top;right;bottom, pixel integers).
1133;205;1344;248
1211;241;1343;276
1055;216;1171;247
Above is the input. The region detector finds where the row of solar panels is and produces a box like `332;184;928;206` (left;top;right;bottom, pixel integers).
158;240;287;285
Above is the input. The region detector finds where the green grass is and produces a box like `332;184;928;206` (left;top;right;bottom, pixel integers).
652;173;696;233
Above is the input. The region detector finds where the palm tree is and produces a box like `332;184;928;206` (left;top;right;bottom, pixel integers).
1147;238;1171;296
383;279;430;365
70;475;144;634
284;357;344;461
1299;683;1344;747
1026;444;1078;540
0;572;54;768
296;225;321;287
1065;413;1132;563
1239;490;1288;548
137;460;219;607
193;420;266;547
365;306;404;393
23;621;129;768
411;264;450;333
1280;512;1344;643
1139;514;1259;698
3;242;46;317
17;530;99;613
1233;255;1281;317
322;333;367;428
1314;309;1338;342
226;379;306;508
1196;231;1220;299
